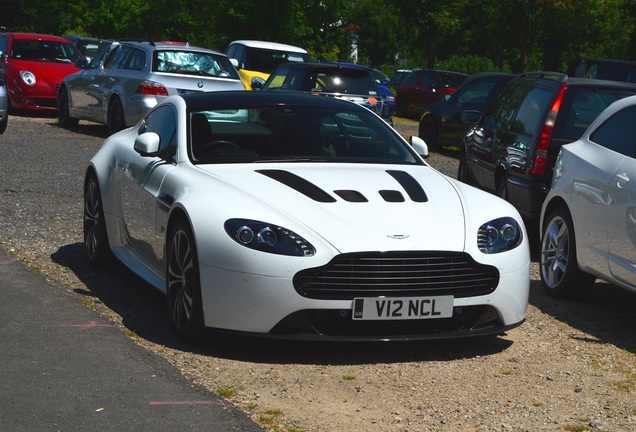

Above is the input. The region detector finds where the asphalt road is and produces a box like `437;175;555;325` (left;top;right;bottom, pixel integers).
0;113;262;431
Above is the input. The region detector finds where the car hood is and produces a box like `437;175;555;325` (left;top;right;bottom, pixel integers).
9;59;79;79
196;163;466;253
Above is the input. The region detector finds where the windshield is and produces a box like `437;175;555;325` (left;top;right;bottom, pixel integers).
10;39;80;63
189;105;420;165
153;50;240;79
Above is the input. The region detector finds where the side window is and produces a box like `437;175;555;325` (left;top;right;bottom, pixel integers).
509;87;553;135
121;48;146;71
234;45;246;68
0;35;8;57
455;78;498;104
266;67;291;90
417;72;434;88
139;105;178;159
590;105;636;157
89;47;110;69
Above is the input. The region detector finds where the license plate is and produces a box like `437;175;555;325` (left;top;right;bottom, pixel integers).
352;296;454;320
177;89;202;95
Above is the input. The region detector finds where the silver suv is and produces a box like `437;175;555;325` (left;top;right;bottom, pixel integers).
58;40;245;134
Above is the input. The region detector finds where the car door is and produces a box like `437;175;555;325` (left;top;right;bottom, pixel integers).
464;83;522;192
68;46;112;119
590;104;636;286
87;44;129;120
116;104;178;270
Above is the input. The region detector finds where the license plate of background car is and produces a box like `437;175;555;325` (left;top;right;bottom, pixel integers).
352;296;454;320
178;89;202;95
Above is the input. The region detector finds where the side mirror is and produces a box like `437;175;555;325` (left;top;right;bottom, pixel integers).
134;132;161;156
251;80;264;91
461;110;481;124
74;58;88;69
230;58;239;69
410;136;429;159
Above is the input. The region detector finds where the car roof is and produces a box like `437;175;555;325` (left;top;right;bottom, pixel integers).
274;62;372;72
2;32;71;43
180;90;377;112
227;40;308;53
115;39;226;56
411;69;469;76
512;71;636;89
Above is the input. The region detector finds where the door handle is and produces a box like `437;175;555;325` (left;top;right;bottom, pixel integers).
616;172;630;188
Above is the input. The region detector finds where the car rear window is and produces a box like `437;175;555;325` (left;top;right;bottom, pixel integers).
555;87;636;141
439;73;467;88
153;50;240;79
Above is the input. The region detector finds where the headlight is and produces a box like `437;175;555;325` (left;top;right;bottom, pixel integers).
20;71;36;86
224;219;316;257
477;217;522;254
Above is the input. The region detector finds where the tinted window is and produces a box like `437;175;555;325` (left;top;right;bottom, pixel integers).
439;73;466;88
555;88;636;141
121;47;146;71
263;67;306;90
455;77;500;104
9;39;80;63
510;87;553;135
140;105;177;159
590;105;636;157
0;35;8;56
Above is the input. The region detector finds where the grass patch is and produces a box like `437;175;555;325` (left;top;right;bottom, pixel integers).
80;298;95;308
342;375;356;381
215;386;238;398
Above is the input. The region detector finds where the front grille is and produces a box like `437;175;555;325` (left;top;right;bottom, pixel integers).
294;252;499;300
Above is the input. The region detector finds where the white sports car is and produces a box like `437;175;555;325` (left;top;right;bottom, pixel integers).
84;91;530;341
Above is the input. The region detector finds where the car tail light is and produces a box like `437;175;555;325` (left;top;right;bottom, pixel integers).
135;80;169;96
530;86;566;176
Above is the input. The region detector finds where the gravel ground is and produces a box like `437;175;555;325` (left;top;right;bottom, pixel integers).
1;114;636;432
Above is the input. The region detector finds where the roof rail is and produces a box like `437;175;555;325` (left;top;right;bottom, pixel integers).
519;71;568;82
118;38;156;46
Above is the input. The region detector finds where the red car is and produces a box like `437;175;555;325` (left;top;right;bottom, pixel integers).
395;69;468;118
0;32;83;111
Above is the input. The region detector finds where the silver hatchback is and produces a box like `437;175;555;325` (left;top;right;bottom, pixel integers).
58;40;245;134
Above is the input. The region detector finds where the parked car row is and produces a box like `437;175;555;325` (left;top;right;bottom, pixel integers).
58;39;245;134
421;68;636;302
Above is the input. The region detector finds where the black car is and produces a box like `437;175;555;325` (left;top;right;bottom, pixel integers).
258;62;392;125
458;72;636;223
418;72;514;151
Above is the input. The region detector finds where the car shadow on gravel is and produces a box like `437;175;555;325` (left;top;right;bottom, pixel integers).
52;242;518;365
11;110;110;139
528;280;636;354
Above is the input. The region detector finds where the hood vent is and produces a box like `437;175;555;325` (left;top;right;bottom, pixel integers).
257;169;336;203
379;190;405;202
386;170;428;202
334;190;368;202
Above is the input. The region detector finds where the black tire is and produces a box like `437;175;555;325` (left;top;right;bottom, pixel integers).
84;173;112;266
540;206;595;299
57;87;79;128
457;153;472;185
0;113;7;134
166;220;205;342
107;97;126;135
418;115;438;152
497;176;509;201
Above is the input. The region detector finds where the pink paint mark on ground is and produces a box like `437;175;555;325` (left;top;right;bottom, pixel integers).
60;321;114;329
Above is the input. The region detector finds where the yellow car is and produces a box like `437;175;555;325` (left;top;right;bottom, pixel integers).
226;40;311;90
